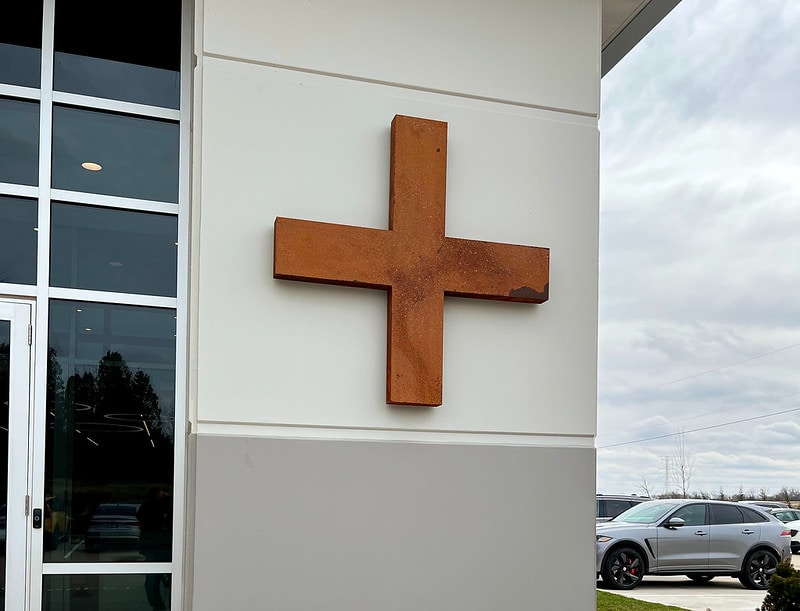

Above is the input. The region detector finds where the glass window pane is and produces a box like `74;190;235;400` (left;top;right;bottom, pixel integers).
51;203;177;296
46;300;175;564
0;196;38;285
43;573;172;610
54;0;181;108
53;0;181;108
52;105;179;203
0;1;43;88
0;97;40;186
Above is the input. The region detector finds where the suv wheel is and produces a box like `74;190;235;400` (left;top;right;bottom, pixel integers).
601;547;644;590
739;549;778;589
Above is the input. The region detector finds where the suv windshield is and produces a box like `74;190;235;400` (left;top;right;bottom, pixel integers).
612;502;676;524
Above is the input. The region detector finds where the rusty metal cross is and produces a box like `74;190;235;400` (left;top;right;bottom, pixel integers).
273;115;549;406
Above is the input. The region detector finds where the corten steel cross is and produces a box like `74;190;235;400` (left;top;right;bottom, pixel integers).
273;114;549;406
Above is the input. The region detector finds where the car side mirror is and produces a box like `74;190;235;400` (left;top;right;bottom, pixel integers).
665;517;685;529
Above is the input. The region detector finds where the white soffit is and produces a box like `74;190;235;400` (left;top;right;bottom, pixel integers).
601;0;682;76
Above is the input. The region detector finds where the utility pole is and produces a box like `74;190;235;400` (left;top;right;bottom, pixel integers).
662;456;671;495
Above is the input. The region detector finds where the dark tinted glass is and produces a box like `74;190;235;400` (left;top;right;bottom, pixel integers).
51;203;177;296
0;1;43;88
54;0;181;108
43;573;171;610
710;504;744;525
740;506;768;523
46;300;175;563
52;106;179;203
0;97;40;186
0;196;38;285
605;500;631;518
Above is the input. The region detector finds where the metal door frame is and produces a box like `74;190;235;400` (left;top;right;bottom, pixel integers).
0;299;35;610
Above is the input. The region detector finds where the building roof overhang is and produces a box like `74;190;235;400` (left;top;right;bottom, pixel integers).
602;0;682;76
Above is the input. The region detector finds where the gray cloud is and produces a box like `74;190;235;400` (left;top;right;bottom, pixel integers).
597;0;800;496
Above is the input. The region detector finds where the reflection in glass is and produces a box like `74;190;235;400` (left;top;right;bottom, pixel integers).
46;301;175;563
51;203;177;296
0;196;38;285
43;573;172;610
0;1;43;88
0;97;40;186
1;322;9;611
52;106;179;203
54;0;181;108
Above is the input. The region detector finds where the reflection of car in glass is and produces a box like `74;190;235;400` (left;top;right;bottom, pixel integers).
769;508;800;554
596;499;792;591
85;503;141;552
44;498;70;551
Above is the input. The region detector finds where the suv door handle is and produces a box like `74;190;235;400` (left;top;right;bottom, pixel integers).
741;529;755;535
694;530;708;536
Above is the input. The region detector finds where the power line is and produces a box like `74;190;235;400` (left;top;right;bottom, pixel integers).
600;341;800;401
597;405;800;449
598;389;800;444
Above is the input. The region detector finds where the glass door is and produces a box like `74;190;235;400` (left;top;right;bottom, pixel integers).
0;300;34;610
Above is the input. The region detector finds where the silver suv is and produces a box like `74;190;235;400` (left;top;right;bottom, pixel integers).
596;494;650;522
596;498;792;590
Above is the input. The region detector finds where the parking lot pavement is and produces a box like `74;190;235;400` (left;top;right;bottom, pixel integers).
598;554;800;611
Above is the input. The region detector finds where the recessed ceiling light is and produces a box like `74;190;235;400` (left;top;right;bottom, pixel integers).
81;162;102;171
109;261;124;267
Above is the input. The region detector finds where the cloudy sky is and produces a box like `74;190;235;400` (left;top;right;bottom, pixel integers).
596;0;800;498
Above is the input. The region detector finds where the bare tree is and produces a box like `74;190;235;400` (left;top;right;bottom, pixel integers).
638;476;653;498
671;429;695;499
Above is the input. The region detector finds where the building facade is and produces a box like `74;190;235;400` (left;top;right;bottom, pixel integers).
0;1;676;608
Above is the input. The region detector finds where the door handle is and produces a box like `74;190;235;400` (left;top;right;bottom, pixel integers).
694;530;708;536
742;529;755;535
32;508;43;529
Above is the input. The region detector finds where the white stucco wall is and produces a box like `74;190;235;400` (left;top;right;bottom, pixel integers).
189;1;600;608
193;3;600;437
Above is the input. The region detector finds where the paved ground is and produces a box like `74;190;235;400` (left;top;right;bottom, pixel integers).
598;553;799;611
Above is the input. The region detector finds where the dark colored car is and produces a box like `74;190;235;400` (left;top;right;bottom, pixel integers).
596;494;650;522
596;499;792;590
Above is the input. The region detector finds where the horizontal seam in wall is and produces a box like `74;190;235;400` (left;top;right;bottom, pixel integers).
202;52;598;120
193;420;596;447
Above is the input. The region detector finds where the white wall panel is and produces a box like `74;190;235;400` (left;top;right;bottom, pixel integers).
201;0;600;116
195;58;598;436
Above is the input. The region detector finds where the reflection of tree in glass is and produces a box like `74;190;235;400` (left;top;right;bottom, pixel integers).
47;347;65;410
49;349;172;447
91;351;169;445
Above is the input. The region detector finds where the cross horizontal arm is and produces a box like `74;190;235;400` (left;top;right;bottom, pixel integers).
441;237;549;303
274;217;393;288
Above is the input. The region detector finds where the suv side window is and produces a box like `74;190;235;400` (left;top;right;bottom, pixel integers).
669;503;707;526
739;506;768;522
710;504;745;524
605;499;633;519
